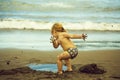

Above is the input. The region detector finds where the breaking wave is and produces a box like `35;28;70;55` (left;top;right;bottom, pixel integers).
0;19;120;31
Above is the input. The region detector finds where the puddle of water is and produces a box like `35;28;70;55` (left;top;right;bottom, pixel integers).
28;64;67;72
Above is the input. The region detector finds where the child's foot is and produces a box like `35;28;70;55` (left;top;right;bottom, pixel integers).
57;71;63;75
64;70;73;73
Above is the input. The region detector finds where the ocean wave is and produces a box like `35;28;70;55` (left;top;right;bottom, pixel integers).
76;42;120;48
0;19;120;31
0;0;74;12
1;0;120;12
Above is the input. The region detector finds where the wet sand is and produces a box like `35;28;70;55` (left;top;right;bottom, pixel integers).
0;48;120;80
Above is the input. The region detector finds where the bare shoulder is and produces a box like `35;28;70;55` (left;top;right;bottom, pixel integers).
61;32;71;38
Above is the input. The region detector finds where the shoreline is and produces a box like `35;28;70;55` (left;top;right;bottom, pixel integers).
0;28;120;32
0;48;120;80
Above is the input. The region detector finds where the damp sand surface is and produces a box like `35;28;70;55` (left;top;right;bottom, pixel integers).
0;48;120;80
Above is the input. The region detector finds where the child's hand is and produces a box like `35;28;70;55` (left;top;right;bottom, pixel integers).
82;34;87;41
50;35;57;43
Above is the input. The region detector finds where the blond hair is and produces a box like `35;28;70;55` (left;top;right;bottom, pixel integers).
51;23;66;34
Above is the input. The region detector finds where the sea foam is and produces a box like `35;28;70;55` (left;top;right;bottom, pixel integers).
42;2;74;8
0;19;120;31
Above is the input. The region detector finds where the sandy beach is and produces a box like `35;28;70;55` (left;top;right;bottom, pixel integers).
0;48;120;80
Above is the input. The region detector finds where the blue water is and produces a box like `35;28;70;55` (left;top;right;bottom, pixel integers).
28;64;67;72
0;29;120;51
0;0;120;23
0;0;120;50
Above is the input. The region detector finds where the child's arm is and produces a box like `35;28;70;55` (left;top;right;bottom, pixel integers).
50;36;59;48
64;33;87;41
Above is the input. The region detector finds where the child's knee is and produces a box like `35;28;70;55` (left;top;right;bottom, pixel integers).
57;55;62;60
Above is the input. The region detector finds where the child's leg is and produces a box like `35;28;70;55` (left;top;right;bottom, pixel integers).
57;54;63;74
64;59;72;71
57;51;70;74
